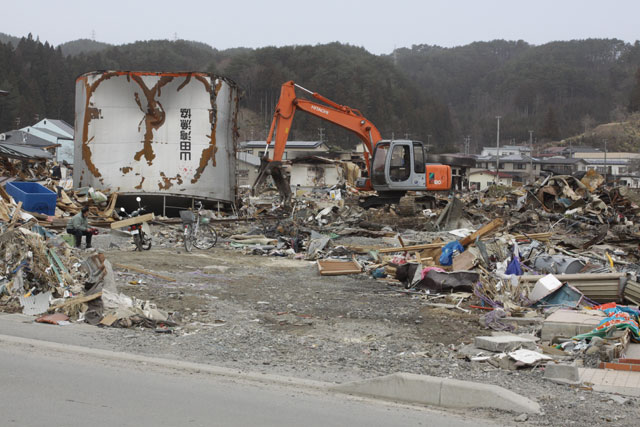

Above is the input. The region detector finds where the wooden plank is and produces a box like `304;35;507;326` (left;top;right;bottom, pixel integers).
112;263;176;282
459;218;504;247
511;232;552;241
48;291;103;311
0;184;11;202
377;242;446;254
99;193;118;218
110;212;154;229
317;260;362;276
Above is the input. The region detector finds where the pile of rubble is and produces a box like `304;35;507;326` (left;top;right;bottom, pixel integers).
221;171;640;393
0;185;175;330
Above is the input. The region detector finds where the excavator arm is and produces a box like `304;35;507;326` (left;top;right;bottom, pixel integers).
252;81;383;203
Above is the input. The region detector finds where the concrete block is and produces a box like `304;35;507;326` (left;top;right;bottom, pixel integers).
544;363;581;385
540;309;602;341
474;335;537;352
331;372;540;414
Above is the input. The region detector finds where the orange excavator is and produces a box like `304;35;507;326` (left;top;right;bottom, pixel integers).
252;81;452;209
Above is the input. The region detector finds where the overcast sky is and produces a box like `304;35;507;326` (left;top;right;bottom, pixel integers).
4;0;640;55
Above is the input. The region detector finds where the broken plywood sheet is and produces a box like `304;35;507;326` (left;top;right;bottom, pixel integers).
317;259;362;276
19;291;52;316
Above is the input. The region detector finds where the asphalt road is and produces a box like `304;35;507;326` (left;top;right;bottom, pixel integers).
0;341;499;427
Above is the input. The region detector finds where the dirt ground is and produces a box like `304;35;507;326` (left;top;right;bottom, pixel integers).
97;242;639;426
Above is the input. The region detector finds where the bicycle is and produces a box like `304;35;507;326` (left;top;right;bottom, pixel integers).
180;201;217;252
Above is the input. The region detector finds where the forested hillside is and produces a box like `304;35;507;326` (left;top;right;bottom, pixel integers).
1;33;640;153
394;39;640;151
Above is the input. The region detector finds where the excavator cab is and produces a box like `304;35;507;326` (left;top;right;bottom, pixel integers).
371;140;427;191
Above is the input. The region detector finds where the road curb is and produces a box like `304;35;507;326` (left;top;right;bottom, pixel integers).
0;334;327;391
0;333;540;413
331;372;541;414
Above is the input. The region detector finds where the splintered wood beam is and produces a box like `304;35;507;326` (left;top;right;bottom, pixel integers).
459;218;504;247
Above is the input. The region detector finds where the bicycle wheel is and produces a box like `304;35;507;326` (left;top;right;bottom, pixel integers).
183;224;193;252
193;224;217;250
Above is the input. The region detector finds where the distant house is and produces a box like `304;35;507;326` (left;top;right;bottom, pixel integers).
239;140;329;160
21;118;74;164
480;145;531;157
289;156;343;191
538;157;587;175
580;159;630;176
472;153;540;185
538;145;600;158
236;151;261;188
468;170;513;190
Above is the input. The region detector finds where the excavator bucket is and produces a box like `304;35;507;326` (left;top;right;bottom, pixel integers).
251;158;292;207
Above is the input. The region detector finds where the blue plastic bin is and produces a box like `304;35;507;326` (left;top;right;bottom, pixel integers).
5;182;57;216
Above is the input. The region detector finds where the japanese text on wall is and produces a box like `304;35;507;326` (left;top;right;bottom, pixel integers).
180;108;191;160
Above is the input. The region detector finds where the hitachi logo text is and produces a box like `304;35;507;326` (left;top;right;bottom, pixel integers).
311;105;329;115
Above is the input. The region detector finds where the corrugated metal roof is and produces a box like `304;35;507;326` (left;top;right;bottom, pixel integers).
30;127;70;139
539;158;585;164
0;130;56;147
0;143;53;159
43;119;74;137
469;169;513;178
241;140;325;149
583;159;628;165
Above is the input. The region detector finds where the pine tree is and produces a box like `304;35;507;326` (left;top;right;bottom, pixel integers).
629;68;640;113
541;106;560;140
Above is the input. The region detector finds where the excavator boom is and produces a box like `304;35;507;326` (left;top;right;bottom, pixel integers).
252;81;382;202
251;81;452;210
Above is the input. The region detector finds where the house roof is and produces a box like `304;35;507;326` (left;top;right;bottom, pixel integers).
476;154;539;163
29;127;71;140
469;169;513;178
538;158;585;165
241;140;326;149
0;143;53;160
583;159;628;165
482;145;531;151
42;119;74;137
0;130;58;148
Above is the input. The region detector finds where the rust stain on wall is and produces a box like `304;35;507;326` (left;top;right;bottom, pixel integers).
121;167;132;174
158;172;183;190
177;74;192;92
190;76;221;184
81;71;121;178
134;177;145;190
130;74;174;166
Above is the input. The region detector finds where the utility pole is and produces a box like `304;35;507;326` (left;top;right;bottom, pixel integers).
495;116;501;182
318;127;325;143
604;139;608;184
529;130;534;183
425;134;432;153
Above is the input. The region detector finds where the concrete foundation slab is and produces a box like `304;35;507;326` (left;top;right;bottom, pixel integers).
580;368;640;397
474;335;537;352
544;363;581;385
540;309;603;341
